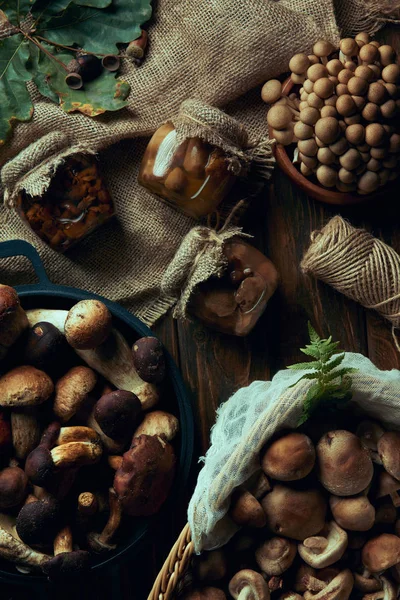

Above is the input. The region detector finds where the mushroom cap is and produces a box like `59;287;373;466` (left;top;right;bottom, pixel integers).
316;430;373;495
54;366;97;422
340;38;358;57
303;569;353;600
377;470;400;503
267;106;293;130
0;285;20;321
289;54;310;75
261;484;326;541
229;569;270;600
255;537;296;576
378;432;400;479
22;322;66;370
313;40;334;58
298;521;348;569
261;433;315;481
42;550;91;580
315;117;340;145
0;366;53;407
132;410;179;442
132;337;166;384
65;300;112;349
329;495;375;531
25;446;55;486
193;550;228;583
362;534;400;572
94;390;142;440
183;588;226;600
114;434;176;516
16;499;62;546
230;489;266;528
261;80;282;104
0;467;28;509
353;572;382;593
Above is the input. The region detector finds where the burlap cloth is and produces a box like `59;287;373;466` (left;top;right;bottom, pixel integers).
0;0;399;325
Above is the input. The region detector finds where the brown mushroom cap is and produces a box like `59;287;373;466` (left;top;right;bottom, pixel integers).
261;433;315;481
377;470;400;507
0;467;28;509
303;569;353;600
42;550;91;580
329;495;375;531
255;537;296;576
0;285;20;320
65;300;112;349
230;488;266;528
54;366;97;422
261;80;282;104
132;410;179;442
193;550;228;583
316;430;373;496
94;390;142;441
378;432;400;480
0;366;53;407
261;484;326;541
132;337;166;384
229;569;270;600
114;434;175;516
16;499;62;546
289;54;311;75
362;534;400;572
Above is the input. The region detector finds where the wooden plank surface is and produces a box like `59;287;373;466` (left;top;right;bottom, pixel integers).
1;24;399;600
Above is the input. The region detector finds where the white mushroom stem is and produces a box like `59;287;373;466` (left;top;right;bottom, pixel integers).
54;526;73;555
0;528;51;568
51;441;103;468
56;426;101;445
26;309;159;411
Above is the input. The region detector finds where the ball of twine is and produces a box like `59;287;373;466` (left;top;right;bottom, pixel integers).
301;216;400;350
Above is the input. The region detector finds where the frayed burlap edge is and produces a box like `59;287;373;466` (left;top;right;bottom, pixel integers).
336;0;400;36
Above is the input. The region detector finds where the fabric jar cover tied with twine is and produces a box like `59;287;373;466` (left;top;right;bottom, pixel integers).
301;216;400;350
1;132;97;210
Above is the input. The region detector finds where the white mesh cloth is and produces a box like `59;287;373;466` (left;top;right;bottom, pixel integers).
188;352;400;553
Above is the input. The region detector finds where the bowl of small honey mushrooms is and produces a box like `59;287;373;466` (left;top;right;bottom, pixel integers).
262;33;400;205
0;285;180;580
180;411;400;600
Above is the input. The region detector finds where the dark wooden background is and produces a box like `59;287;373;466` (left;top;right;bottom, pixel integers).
2;24;400;600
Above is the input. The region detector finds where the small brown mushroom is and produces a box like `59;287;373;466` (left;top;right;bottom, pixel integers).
42;525;91;580
267;106;293;131
0;285;28;360
16;498;62;546
230;488;266;528
255;537;296;576
261;484;326;541
131;337;166;384
376;471;400;507
303;569;353;600
54;366;97;422
132;410;179;442
0;366;53;408
87;488;122;552
22;322;66;370
289;54;311;75
299;521;348;568
329;495;375;531
64;300;112;349
317;430;373;496
0;467;28;509
229;569;270;600
193;550;228;583
377;432;400;480
261;80;283;104
114;434;175;516
353;571;382;593
356;421;385;455
362;534;400;572
261;432;315;481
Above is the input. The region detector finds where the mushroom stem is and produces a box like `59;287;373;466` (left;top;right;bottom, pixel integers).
56;426;101;445
108;455;123;470
78;492;98;519
11;410;41;460
0;528;51;568
98;488;122;546
51;440;102;468
54;526;73;555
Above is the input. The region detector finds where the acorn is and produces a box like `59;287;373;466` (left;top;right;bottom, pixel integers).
102;55;120;72
126;30;148;61
65;72;83;90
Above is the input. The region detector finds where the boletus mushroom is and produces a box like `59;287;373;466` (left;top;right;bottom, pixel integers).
0;365;53;408
261;484;326;540
261;432;315;481
316;430;373;496
255;537;296;576
22;322;67;370
54;366;97;422
362;534;400;572
298;521;348;568
132;410;179;442
0;285;28;360
0;527;51;570
113;434;175;516
64;300;112;349
229;569;270;600
329;495;375;531
132;337;166;384
87;488;122;552
16;498;62;546
42;525;91;580
0;467;28;509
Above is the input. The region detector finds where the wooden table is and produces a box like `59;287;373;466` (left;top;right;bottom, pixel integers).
3;25;400;600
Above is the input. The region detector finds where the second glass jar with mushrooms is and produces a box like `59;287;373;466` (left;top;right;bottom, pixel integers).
138;124;237;219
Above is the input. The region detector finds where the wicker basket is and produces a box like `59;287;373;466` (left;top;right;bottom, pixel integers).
148;523;194;600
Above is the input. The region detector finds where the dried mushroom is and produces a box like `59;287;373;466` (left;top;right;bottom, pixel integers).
261;433;315;481
298;521;348;568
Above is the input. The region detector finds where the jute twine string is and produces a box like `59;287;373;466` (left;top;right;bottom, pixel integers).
301;216;400;351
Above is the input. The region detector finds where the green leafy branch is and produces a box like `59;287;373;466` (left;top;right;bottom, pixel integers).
288;323;357;426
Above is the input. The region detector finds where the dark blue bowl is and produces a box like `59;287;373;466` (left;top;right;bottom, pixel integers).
0;240;194;592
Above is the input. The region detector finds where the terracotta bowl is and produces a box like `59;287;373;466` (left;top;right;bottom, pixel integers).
270;77;394;206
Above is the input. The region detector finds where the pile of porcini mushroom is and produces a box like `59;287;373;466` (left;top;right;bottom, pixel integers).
262;33;400;194
182;419;400;600
0;284;178;579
